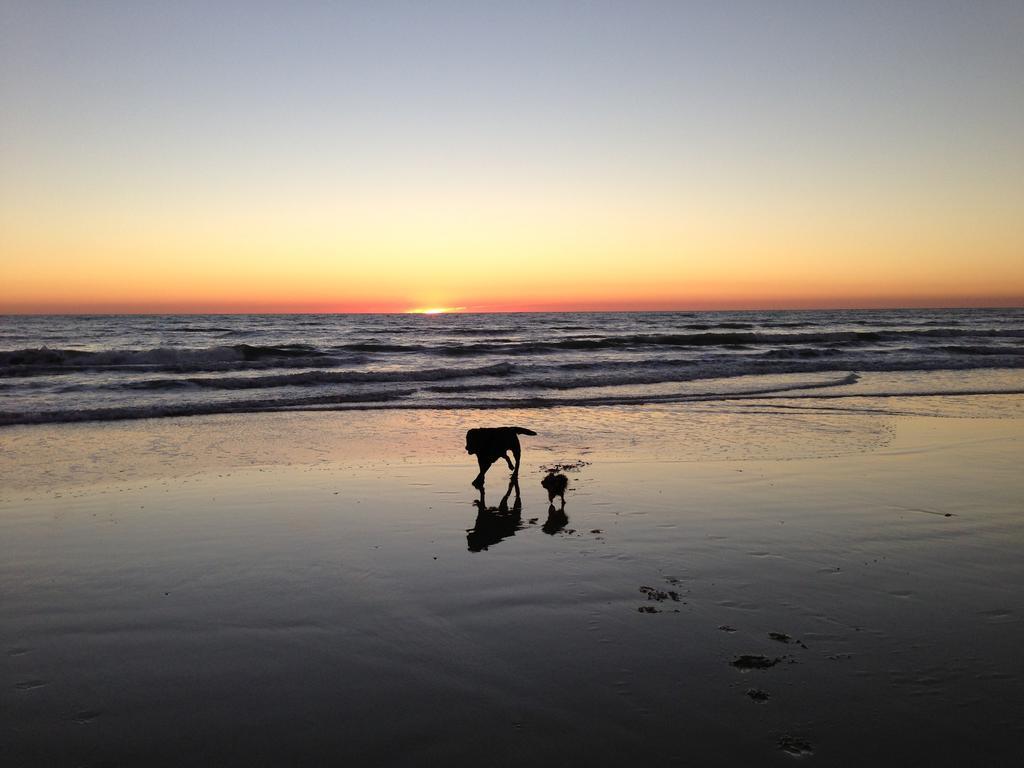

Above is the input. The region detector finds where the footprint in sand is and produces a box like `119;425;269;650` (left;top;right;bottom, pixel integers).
980;608;1013;622
716;599;760;611
778;735;813;756
15;679;48;691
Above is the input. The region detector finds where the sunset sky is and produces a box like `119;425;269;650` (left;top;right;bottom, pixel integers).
2;1;1023;313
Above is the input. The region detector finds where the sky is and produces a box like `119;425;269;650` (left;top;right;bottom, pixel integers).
1;0;1022;313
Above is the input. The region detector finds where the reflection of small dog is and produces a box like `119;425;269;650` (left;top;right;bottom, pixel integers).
542;504;568;535
541;473;568;505
466;426;537;488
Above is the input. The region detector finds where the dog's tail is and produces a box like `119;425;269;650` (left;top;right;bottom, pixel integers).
513;427;537;436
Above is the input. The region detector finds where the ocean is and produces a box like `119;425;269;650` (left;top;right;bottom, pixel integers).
2;308;1023;426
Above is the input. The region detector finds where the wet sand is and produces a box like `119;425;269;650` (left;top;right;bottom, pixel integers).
2;403;1023;766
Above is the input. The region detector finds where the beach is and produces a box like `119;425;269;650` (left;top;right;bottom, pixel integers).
5;0;1024;762
3;399;1022;766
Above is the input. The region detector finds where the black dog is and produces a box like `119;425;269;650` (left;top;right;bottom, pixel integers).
465;426;536;488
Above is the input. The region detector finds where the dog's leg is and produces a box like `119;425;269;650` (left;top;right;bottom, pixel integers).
472;456;489;488
511;442;521;479
510;478;522;511
498;480;514;512
502;452;515;471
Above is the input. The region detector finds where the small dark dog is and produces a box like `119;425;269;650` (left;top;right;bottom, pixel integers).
541;472;569;534
541;472;568;505
465;426;537;488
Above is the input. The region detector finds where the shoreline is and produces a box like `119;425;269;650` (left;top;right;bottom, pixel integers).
2;367;1023;430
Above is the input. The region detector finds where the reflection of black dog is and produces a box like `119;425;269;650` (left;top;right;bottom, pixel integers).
465;426;537;488
541;473;568;505
467;479;522;552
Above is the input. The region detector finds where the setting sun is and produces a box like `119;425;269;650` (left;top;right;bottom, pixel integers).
405;307;466;315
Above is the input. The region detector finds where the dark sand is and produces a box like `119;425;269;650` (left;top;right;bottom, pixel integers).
2;403;1023;766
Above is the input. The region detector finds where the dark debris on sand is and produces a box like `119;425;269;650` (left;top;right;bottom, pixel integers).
769;632;809;648
730;655;782;670
639;585;681;602
746;688;770;703
540;460;591;473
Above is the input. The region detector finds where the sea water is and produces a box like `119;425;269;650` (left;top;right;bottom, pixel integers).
1;308;1022;425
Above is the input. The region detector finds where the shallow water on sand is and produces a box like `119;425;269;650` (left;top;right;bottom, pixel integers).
2;409;1023;766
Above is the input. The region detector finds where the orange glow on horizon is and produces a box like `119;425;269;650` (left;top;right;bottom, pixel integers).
2;293;1023;315
4;163;1023;314
4;205;1023;313
3;199;1023;314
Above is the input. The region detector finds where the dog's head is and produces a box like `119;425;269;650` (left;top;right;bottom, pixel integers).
465;428;479;455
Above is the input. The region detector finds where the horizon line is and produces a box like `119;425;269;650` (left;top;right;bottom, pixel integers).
3;303;1024;317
